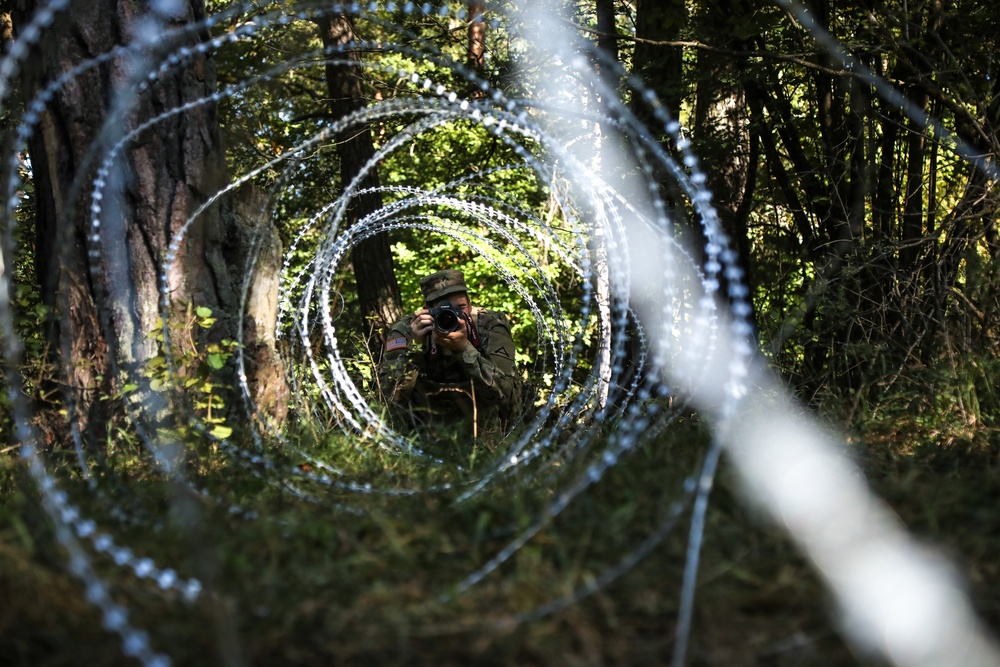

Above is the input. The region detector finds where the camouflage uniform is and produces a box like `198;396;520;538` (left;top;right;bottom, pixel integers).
378;271;521;441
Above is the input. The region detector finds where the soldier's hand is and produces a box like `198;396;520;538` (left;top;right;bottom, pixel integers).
410;309;434;338
434;326;469;352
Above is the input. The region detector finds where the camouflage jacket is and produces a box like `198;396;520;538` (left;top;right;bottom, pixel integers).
378;307;521;437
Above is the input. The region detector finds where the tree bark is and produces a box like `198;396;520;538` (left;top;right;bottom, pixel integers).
691;0;756;319
224;185;290;426
13;0;286;439
317;13;402;349
901;101;929;270
589;0;618;410
467;1;486;71
631;0;686;117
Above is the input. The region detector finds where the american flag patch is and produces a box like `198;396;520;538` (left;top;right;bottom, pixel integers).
386;336;408;351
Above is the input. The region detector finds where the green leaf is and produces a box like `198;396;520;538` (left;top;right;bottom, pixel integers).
210;424;233;439
198;317;217;329
195;306;213;319
207;353;225;369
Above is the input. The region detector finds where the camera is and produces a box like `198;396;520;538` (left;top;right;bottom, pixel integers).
428;300;465;333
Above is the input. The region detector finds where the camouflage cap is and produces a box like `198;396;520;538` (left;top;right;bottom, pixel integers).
420;269;470;303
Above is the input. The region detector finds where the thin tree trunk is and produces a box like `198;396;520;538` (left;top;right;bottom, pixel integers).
467;1;486;71
745;80;816;253
692;0;755;322
631;0;686;116
318;13;402;348
812;0;854;257
901;108;928;270
589;0;618;410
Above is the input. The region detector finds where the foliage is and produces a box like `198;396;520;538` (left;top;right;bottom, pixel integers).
625;0;1000;435
144;303;239;441
0;160;54;443
5;1;1000;664
207;3;593;400
5;403;1000;665
0;413;840;665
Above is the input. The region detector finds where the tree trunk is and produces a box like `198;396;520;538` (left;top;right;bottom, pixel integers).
745;80;815;253
812;0;855;257
13;0;286;440
467;1;486;71
317;13;402;350
631;0;686;117
589;0;618;410
900;106;929;268
224;185;290;427
691;0;756;319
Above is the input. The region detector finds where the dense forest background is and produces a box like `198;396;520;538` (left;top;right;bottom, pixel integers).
2;1;999;666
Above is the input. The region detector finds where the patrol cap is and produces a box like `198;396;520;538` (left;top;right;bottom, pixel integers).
420;269;470;303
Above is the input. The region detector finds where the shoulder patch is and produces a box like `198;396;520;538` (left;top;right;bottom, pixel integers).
386;336;408;351
492;344;513;359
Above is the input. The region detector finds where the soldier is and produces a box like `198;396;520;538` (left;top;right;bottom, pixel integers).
378;270;522;444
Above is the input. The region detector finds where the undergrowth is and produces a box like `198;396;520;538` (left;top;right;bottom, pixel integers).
4;348;1000;666
0;408;876;667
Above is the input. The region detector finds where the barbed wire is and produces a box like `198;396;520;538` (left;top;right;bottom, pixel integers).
1;2;998;667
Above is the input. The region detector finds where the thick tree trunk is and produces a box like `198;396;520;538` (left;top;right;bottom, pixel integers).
872;90;900;244
899;2;943;274
13;0;286;439
317;13;402;348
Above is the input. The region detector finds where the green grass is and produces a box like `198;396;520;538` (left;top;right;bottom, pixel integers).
3;403;999;667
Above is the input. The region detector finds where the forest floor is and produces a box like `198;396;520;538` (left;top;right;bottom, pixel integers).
1;408;999;667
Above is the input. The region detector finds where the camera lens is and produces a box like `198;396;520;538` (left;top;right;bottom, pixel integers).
434;309;459;332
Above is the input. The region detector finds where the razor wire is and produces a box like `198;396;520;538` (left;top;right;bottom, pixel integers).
1;2;999;667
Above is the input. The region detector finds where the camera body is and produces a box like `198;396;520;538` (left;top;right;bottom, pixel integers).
428;300;465;333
